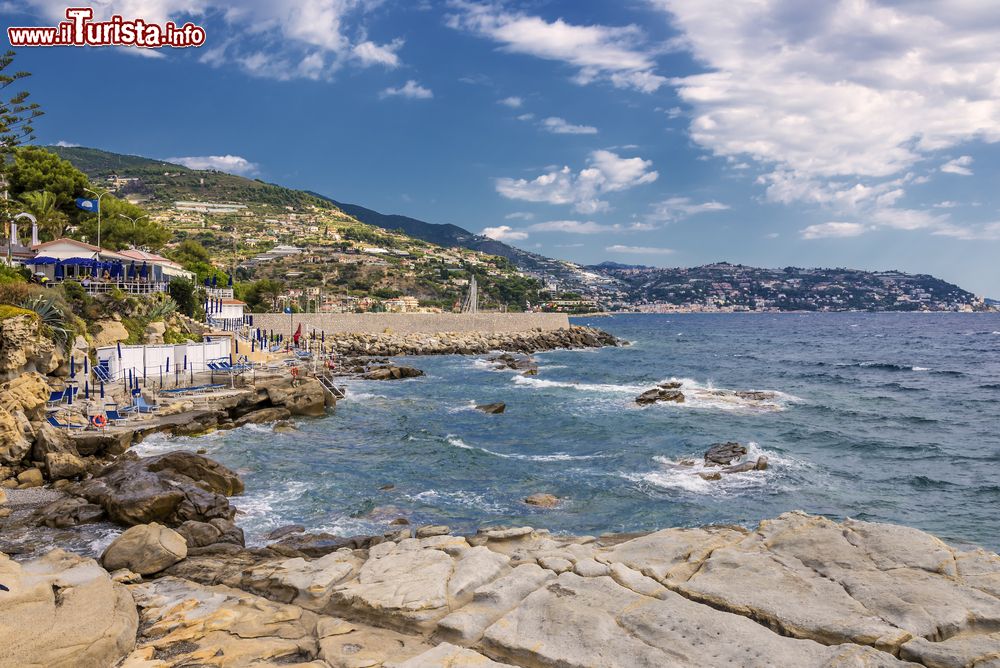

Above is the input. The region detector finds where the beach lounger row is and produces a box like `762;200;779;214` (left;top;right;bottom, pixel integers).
46;387;79;407
159;383;227;395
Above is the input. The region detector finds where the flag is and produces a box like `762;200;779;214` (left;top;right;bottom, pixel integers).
75;198;99;212
293;323;302;345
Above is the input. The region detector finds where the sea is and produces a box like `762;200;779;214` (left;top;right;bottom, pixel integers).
136;313;1000;551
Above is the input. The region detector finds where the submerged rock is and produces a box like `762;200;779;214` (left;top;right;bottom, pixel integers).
475;402;506;414
635;387;685;405
525;493;560;508
704;441;748;466
363;365;425;380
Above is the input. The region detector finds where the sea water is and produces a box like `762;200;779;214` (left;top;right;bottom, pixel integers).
135;313;1000;550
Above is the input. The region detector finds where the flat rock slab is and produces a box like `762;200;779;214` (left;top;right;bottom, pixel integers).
480;572;912;668
389;642;518;667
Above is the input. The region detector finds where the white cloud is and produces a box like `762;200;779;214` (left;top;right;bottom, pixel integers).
516;113;535;121
352;39;404;68
529;220;618;234
482;225;528;241
166;154;259;175
655;0;1000;240
447;1;666;93
541;117;598;135
941;155;974;176
496;150;658;214
380;80;433;100
504;211;534;220
54;140;79;147
499;96;523;108
605;244;674;255
647;196;729;223
800;222;869;240
25;0;404;81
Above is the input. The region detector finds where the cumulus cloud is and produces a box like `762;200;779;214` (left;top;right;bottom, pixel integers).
605;244;674;255
800;222;869;240
541;117;598;135
380;80;433;99
654;0;1000;240
167;154;259;175
499;96;523;108
504;211;534;220
941;155;974;176
528;220;618;234
446;1;666;93
496;150;658;214
352;38;404;68
24;0;405;81
54;140;80;147
482;225;528;241
647;196;729;223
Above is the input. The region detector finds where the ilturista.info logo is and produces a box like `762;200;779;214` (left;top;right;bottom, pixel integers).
7;7;206;49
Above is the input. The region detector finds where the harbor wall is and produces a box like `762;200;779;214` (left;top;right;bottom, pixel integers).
249;312;571;336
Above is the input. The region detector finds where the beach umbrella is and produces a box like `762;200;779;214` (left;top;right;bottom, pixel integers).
100;381;105;399
212;275;217;288
235;339;239;354
83;357;88;374
183;354;187;370
204;277;210;287
159;365;162;387
128;261;137;279
322;331;325;343
227;273;233;287
166;358;170;373
70;356;76;378
66;384;73;405
84;380;89;400
140;262;148;279
251;339;255;352
54;262;64;280
30;256;58;265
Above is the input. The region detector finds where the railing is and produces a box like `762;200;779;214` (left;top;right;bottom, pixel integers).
72;280;169;295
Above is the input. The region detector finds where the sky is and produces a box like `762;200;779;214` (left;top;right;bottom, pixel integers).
6;0;1000;295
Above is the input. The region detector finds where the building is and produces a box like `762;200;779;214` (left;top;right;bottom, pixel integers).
24;238;193;294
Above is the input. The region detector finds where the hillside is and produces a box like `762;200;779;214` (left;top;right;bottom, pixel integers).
314;195;597;289
47;146;336;211
594;262;981;312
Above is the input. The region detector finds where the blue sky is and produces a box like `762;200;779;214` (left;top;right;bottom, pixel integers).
7;1;1000;295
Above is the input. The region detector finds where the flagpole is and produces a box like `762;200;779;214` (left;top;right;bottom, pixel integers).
84;188;107;249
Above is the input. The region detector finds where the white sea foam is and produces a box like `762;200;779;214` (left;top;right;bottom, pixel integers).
510;375;646;394
407;488;506;514
650;377;802;412
623;442;805;495
233;480;311;543
445;435;609;462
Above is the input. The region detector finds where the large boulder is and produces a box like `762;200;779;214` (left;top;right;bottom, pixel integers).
70;451;242;526
0;313;62;381
250;375;327;417
704;441;748;466
102;522;188;575
0;372;52;464
476;402;506;414
0;549;138;667
363;365;425;380
635;387;685;405
44;451;87;480
92;318;130;348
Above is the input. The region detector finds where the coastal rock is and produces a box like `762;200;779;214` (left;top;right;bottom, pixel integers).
0;314;61;381
70;451;242;526
524;493;560;508
475;402;506;414
250;375;328;417
416;524;451;538
704;441;747;466
16;467;43;488
390;643;518;667
44;451;86;480
272;531;377;558
102;522;188;575
234;406;291;427
35;495;105;528
0;372;51;464
635;387;685;405
92;318;130;348
0;549;138;667
175;519;223;548
363;365;425;380
480;572;908;668
329;326;621;357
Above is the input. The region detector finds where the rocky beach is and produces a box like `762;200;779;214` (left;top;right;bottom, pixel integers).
3;312;1000;667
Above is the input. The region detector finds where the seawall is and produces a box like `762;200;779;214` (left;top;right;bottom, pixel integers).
249;312;571;336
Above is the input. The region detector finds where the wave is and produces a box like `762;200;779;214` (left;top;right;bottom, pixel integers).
622;442;807;495
838;362;930;372
647;377;803;413
510;375;646;394
445;435;610;462
406;488;507;514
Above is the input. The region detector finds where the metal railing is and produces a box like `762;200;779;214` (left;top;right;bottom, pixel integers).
73;280;169;295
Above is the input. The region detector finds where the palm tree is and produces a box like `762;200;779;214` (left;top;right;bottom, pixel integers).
20;190;69;240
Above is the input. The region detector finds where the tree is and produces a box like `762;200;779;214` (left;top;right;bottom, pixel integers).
75;196;169;250
0;51;43;158
7;147;88;219
241;278;285;312
166;239;228;284
167;277;198;317
19;190;69;240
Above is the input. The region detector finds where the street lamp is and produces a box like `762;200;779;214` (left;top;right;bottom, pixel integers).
118;213;147;242
84;187;109;249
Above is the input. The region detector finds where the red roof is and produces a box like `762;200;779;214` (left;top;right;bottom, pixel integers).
221;299;246;305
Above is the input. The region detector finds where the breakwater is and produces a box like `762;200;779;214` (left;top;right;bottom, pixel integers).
250;312;571;336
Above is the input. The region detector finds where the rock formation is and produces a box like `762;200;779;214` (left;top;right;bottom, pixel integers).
328;326;621;357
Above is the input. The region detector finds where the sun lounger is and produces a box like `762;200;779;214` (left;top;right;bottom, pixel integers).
105;409;128;425
134;396;159;413
47;390;65;405
47;415;83;430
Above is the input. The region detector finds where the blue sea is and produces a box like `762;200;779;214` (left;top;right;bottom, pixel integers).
136;313;1000;550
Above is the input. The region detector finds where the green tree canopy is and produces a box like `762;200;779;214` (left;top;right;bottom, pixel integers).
75;195;169;250
18;190;69;240
7;146;87;219
0;50;43;159
166;239;228;284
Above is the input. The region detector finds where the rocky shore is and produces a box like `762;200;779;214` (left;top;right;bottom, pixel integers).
325;325;623;357
3;466;999;668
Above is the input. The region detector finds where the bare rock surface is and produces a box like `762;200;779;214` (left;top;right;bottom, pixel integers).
102;522;188;575
0;549;138;668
